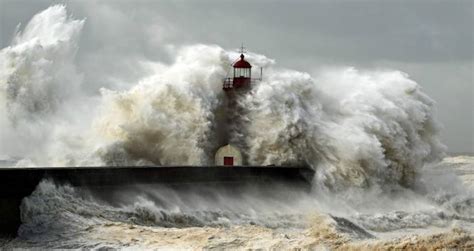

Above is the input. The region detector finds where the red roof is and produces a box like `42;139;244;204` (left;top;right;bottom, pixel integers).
233;54;252;68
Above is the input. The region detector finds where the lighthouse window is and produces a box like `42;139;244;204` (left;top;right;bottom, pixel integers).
244;69;250;78
234;68;251;78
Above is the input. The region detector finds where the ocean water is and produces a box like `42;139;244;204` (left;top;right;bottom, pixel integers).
0;5;472;249
0;156;472;249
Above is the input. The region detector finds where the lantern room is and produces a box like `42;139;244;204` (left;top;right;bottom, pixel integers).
223;45;261;91
232;54;252;88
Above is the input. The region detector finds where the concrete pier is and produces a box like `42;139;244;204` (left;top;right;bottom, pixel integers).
0;166;314;236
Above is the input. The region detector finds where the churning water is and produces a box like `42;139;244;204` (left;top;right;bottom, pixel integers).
0;5;472;249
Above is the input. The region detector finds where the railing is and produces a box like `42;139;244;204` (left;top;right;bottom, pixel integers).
223;78;233;89
223;76;262;90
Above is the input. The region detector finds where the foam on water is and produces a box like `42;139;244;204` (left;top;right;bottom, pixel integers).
1;5;445;190
0;5;472;249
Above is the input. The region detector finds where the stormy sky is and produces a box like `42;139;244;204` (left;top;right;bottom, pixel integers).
1;0;473;153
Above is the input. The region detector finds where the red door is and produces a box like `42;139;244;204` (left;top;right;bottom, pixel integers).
223;157;234;166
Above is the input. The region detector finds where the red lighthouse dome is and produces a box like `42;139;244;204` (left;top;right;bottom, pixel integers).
233;54;252;68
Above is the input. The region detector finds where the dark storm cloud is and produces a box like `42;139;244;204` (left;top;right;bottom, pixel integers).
0;0;472;153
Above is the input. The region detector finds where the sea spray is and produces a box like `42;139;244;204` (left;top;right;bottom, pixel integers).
0;5;90;165
93;45;228;166
1;5;472;249
0;5;445;189
243;68;446;190
0;5;83;121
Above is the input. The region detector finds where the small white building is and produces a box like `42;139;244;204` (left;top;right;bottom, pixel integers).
215;144;242;166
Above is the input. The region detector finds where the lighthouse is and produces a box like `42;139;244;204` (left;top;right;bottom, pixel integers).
223;55;251;90
215;45;262;166
223;44;261;91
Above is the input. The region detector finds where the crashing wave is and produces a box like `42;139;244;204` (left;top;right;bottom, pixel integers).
0;5;445;189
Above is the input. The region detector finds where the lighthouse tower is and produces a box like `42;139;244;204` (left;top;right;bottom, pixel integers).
215;45;262;166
